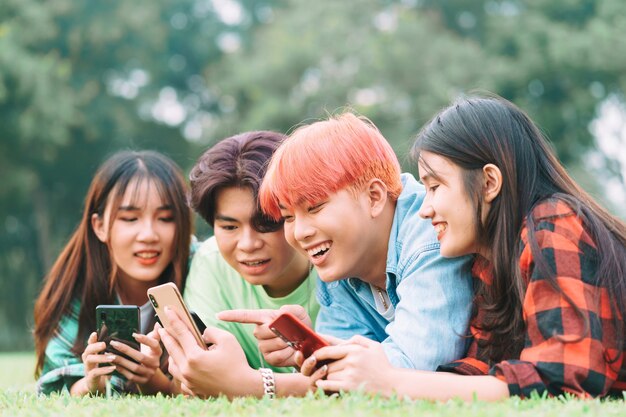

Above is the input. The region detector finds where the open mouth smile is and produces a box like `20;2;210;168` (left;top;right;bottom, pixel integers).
306;241;331;259
434;223;447;239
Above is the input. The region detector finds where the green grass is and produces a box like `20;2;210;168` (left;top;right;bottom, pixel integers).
0;352;35;391
2;391;626;417
1;353;624;416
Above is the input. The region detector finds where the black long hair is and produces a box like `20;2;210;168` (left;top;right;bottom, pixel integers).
412;95;626;363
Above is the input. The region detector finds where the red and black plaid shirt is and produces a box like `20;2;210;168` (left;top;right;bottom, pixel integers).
438;198;626;398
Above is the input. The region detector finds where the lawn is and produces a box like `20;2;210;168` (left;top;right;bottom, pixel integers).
1;352;624;417
0;352;36;391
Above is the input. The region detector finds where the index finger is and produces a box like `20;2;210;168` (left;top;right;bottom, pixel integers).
217;309;277;325
163;307;202;356
134;332;160;349
311;344;354;363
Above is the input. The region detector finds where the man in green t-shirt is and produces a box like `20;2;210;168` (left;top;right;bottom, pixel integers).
183;131;318;374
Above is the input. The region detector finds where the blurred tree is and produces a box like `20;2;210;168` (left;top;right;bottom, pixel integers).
0;0;276;350
210;0;626;207
210;0;500;157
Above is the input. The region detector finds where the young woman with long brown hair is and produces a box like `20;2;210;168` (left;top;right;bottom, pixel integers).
33;150;192;395
301;95;626;400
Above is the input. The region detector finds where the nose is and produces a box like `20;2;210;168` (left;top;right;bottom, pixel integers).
237;226;263;252
292;215;314;243
418;196;434;220
137;219;159;242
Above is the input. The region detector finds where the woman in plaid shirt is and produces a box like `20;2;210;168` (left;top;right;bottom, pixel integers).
302;95;626;400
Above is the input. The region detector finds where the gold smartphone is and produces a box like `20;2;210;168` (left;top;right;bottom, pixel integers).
147;282;206;349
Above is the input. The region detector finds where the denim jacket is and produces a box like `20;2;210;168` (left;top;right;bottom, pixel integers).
315;173;473;370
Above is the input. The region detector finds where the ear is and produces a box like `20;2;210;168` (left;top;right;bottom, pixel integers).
365;178;389;218
91;213;108;243
482;163;502;203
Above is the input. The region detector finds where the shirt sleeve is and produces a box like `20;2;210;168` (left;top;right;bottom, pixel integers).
383;248;474;369
183;244;230;330
490;213;622;398
314;279;382;341
36;335;84;394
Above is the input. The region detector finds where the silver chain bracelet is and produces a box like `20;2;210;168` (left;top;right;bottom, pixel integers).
259;367;275;399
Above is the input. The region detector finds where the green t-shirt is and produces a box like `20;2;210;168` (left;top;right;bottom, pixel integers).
184;236;319;373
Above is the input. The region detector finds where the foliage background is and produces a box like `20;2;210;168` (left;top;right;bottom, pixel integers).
1;0;625;351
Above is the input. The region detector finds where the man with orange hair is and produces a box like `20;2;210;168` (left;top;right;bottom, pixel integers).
225;112;473;372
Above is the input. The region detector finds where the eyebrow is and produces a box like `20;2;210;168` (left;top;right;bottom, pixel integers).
419;173;433;183
214;214;239;222
118;204;173;211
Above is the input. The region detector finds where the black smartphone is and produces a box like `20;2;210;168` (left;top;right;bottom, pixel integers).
96;305;140;365
153;311;207;334
190;311;207;334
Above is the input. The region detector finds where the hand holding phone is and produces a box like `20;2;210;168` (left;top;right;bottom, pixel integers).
96;305;140;365
268;312;330;362
218;305;312;368
147;282;207;349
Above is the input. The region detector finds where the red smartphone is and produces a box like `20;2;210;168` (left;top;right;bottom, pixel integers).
268;312;329;360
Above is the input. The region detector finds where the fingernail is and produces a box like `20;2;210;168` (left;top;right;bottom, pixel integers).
110;340;120;347
107;355;116;361
321;364;328;374
132;333;139;338
308;355;317;364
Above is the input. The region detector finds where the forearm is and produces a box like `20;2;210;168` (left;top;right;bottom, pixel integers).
390;253;473;369
275;372;313;397
384;369;509;401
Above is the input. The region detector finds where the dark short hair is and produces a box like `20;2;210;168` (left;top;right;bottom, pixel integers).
189;131;286;232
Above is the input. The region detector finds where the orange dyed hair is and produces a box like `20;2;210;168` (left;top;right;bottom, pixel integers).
260;112;402;219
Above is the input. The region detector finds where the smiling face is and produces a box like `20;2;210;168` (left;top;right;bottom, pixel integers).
213;186;309;297
417;151;481;258
92;179;176;292
280;188;380;283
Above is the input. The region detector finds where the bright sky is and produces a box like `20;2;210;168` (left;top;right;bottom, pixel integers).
589;95;626;216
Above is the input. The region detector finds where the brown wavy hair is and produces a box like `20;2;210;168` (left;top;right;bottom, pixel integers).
188;131;286;232
412;94;626;364
34;150;192;376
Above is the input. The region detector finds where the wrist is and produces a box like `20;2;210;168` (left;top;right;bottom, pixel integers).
259;368;275;399
138;370;168;395
228;368;265;399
